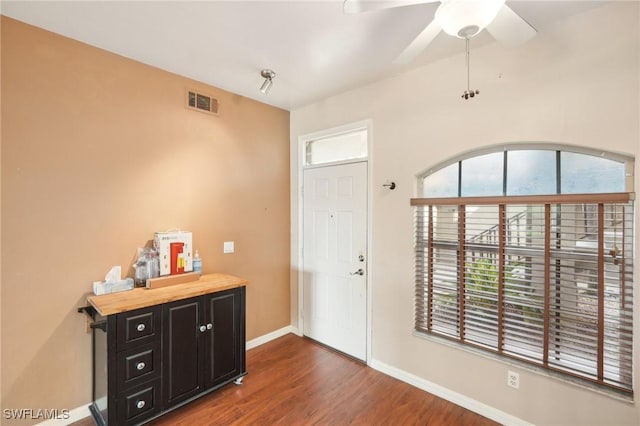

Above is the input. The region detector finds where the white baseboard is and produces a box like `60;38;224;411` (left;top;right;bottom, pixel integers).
246;325;299;350
35;404;91;425
370;359;533;426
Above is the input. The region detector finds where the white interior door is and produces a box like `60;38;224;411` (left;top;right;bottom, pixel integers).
303;161;367;361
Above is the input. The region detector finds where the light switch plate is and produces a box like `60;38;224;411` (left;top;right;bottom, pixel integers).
223;241;234;254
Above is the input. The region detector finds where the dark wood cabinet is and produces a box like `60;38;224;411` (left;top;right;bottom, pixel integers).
85;282;246;426
162;298;204;408
161;288;245;409
205;289;245;387
89;305;163;426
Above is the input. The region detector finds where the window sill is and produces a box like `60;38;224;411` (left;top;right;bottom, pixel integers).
412;330;634;404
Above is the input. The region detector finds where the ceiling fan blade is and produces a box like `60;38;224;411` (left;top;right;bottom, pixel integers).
486;4;537;47
393;20;441;64
343;0;437;14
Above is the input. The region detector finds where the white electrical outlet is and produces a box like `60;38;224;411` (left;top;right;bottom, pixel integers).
223;241;235;254
507;370;520;389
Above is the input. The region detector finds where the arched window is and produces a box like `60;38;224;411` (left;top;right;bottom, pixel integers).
412;145;635;395
421;145;631;197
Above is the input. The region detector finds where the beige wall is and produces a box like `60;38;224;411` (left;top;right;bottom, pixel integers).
1;17;290;421
291;2;639;425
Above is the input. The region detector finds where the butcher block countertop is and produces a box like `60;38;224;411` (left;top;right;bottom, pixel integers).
88;273;248;316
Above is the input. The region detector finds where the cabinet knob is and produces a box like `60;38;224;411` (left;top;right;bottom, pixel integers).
136;362;146;371
136;400;145;409
199;325;206;332
206;323;213;330
136;323;146;332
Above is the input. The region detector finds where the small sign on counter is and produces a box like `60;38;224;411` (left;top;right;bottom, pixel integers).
154;231;193;276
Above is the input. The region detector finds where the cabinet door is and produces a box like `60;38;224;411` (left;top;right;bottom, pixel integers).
162;298;204;408
204;288;245;388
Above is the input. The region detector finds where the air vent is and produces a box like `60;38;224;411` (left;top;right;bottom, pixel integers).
186;89;219;115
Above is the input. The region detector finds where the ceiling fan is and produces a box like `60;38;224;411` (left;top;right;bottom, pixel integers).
343;0;537;64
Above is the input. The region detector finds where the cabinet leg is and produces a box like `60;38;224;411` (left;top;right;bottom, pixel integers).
233;376;244;385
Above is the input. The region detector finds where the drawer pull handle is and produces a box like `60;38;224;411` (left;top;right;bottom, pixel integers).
136;323;146;332
199;325;206;333
206;323;213;330
136;400;145;409
136;362;146;371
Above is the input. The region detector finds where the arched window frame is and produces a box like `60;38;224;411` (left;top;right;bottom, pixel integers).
418;143;634;198
412;143;635;396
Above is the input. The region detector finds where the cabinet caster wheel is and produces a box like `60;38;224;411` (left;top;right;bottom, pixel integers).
234;377;244;385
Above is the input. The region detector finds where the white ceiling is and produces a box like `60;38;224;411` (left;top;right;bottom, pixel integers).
2;1;607;111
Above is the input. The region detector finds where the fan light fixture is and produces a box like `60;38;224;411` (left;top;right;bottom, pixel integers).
259;69;276;94
435;0;506;39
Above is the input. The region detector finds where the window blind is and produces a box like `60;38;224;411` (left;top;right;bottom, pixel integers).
413;193;634;394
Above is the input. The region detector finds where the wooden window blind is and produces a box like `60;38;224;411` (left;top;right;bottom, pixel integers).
412;193;634;394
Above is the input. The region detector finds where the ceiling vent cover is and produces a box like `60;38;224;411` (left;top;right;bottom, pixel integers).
186;89;219;116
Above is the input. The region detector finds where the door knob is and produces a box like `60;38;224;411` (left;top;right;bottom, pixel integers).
199;325;206;332
350;268;364;276
206;323;213;330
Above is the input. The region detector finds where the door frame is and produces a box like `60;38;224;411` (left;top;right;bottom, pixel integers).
295;119;373;364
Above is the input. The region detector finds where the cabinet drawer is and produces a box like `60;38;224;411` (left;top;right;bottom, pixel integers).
117;378;161;425
117;306;161;350
117;342;160;392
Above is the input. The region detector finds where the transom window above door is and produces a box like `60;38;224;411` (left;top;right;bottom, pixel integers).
304;129;368;167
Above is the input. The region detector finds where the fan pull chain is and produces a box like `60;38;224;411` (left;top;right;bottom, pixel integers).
462;38;480;100
466;38;469;90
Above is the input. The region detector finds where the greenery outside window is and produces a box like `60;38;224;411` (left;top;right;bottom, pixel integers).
413;146;634;394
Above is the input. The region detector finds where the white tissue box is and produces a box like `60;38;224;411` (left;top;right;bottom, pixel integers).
154;231;193;276
93;278;134;295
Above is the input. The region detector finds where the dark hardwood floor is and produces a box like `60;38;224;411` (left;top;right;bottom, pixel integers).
75;334;500;425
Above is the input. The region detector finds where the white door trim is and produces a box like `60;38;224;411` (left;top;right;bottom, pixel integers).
296;119;373;364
